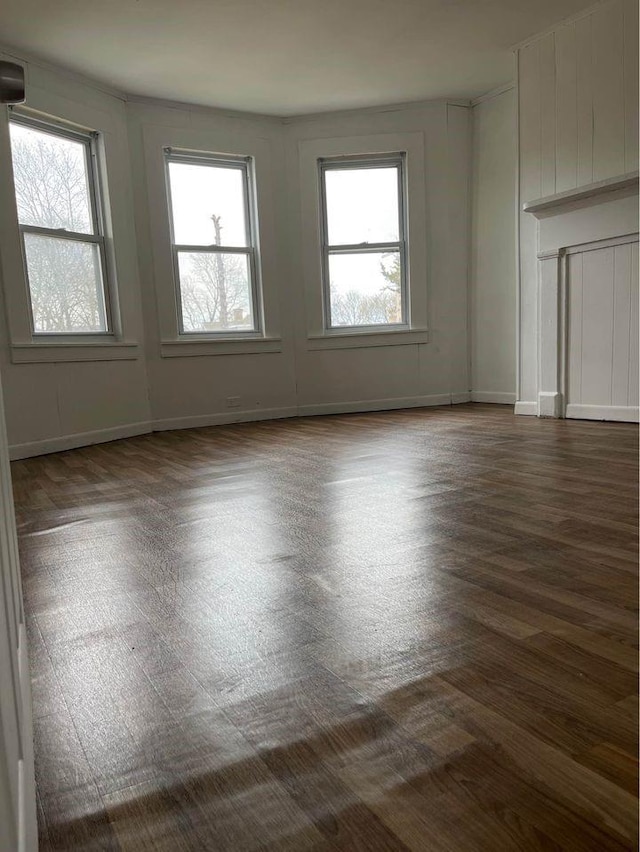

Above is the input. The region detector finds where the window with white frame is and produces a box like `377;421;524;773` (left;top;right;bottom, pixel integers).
320;154;407;330
9;114;111;335
165;149;260;335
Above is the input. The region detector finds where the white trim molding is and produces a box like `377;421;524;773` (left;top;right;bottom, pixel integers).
565;404;639;422
538;391;564;418
142;123;283;351
0;89;145;365
297;132;428;344
152;407;297;432
470;82;515;108
297;393;468;417
520;175;639;422
10;341;141;364
523;172;639;216
451;392;472;405
536;249;566;418
8;394;478;458
160;337;283;358
0;371;38;849
9;421;152;460
514;400;538;416
471;391;517;404
306;328;428;350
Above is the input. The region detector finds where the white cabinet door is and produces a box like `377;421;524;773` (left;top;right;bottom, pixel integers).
0;370;37;852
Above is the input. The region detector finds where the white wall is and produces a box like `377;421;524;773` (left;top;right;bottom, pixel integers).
12;0;635;451
285;101;471;414
0;60;152;457
470;87;517;403
126;100;299;431
517;0;639;409
3;1;636;453
0;52;474;456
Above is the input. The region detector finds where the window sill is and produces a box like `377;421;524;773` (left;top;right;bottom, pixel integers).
160;337;283;358
307;328;429;350
10;341;141;364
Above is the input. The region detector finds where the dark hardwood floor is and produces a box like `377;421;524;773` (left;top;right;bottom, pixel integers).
11;404;639;851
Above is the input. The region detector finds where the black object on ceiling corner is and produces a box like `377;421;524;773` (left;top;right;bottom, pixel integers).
0;61;26;104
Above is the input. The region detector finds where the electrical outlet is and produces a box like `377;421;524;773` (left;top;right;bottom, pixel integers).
226;396;241;408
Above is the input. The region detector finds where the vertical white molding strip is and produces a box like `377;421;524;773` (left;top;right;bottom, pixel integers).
537;248;565;416
515;48;522;406
0;370;37;852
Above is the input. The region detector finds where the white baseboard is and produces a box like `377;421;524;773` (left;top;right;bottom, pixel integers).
451;392;472;405
565;404;639;423
152;406;298;432
514;400;538;416
470;391;517;404
9;421;153;460
538;391;563;418
297;393;468;417
7;393;484;459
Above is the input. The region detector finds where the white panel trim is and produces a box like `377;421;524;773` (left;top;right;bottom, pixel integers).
160;338;283;358
564;233;639;254
306;328;429;350
514;400;538;415
10;342;141;364
9;421;153;460
470;392;517;404
565;403;639;421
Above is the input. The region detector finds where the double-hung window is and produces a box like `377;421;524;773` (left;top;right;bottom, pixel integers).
165;149;260;335
9;114;111;335
320;154;407;330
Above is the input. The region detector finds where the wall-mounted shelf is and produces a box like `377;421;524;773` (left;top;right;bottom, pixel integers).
523;171;639;217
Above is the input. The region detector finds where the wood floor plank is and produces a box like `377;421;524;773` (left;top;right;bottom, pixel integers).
11;404;638;850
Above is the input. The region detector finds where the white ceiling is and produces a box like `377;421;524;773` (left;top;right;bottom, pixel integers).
0;0;591;116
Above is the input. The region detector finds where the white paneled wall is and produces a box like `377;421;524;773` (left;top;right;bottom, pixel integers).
520;0;638;195
567;239;639;419
470;87;517;403
517;0;639;411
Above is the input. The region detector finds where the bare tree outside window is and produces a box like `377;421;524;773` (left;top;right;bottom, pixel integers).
9;118;108;334
321;156;407;329
330;252;402;326
166;155;257;334
177;214;253;333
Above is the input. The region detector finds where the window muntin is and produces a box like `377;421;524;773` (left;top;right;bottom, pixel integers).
320;155;407;330
165;150;259;335
9;115;110;335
